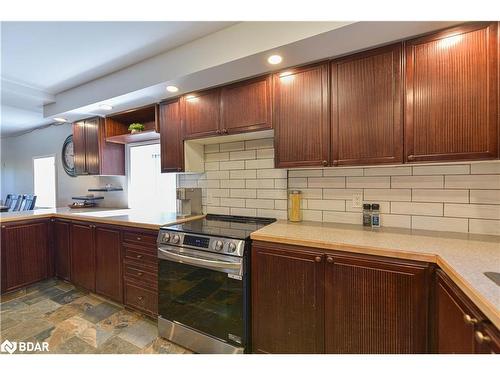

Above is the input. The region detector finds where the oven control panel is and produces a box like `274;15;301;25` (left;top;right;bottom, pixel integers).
158;230;246;257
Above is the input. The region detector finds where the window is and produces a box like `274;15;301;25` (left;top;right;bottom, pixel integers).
128;143;176;211
33;155;56;208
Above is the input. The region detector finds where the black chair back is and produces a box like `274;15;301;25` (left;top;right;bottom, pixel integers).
4;194;14;207
19;194;37;211
8;194;23;211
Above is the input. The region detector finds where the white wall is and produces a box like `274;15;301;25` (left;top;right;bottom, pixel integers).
0;123;128;208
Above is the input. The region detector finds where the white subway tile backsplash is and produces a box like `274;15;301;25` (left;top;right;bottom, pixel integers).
469;190;500;205
411;216;468;232
444;204;500;220
412;189;469;203
181;138;500;234
347;177;390;188
412;164;470;175
391;176;444;188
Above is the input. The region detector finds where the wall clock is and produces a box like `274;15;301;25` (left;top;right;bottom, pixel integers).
62;135;76;177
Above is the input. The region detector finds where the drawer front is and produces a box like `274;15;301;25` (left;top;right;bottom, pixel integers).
123;245;157;265
124;282;158;316
124;261;158;289
123;231;158;247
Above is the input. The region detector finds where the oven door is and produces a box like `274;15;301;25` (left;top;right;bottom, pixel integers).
157;244;245;348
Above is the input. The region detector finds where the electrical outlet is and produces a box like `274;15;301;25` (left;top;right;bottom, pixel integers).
352;193;363;208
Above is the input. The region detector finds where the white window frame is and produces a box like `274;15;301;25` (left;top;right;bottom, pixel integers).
32;153;58;209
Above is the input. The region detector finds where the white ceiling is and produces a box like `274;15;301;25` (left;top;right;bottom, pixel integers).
0;21;235;135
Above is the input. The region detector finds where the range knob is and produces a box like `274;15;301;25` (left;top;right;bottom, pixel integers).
162;232;170;243
171;234;180;244
213;240;224;251
227;242;237;253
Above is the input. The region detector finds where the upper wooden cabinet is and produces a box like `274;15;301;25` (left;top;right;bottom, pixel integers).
221;75;272;134
273;63;330;168
405;22;498;162
159;99;184;173
331;43;403;165
72;117;125;175
182;88;221;139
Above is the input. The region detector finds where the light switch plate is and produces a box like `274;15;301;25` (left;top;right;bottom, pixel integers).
352;193;363;208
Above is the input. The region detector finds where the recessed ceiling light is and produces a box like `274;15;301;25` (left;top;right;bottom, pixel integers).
267;55;283;65
53;117;67;123
99;104;113;110
166;85;179;93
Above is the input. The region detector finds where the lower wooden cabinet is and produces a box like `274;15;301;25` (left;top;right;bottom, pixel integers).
53;219;71;281
70;222;96;292
252;241;432;354
95;226;123;303
0;219;52;293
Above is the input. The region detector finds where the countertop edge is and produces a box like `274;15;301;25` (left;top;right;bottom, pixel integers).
251;232;500;331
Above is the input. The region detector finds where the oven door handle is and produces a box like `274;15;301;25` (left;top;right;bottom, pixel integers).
158;246;243;276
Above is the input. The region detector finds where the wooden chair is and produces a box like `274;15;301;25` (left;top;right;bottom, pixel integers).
8;194;23;211
19;194;37;211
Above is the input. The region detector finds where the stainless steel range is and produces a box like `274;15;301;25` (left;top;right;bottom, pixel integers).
156;214;275;354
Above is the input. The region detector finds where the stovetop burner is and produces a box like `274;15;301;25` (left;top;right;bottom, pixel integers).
161;214;276;240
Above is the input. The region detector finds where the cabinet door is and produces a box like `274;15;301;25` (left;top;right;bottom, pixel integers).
54;220;71;281
331;43;403;165
84;118;100;174
159;99;184;172
221;75;272;134
435;270;484;353
70;223;95;291
73;120;87;175
251;243;324;353
182;88;220;138
325;253;430;353
95;226;122;303
0;221;50;292
405;22;498;162
273;63;330;168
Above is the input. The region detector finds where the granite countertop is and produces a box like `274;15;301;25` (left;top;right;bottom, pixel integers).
0;207;204;230
251;220;500;329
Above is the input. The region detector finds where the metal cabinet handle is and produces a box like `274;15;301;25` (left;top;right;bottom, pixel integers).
136;236;141;241
137;296;144;301
326;256;334;263
322;160;328;166
314;256;322;263
136;254;143;259
464;314;478;325
475;331;491;344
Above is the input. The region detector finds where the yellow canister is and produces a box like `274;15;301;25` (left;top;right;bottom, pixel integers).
288;190;303;222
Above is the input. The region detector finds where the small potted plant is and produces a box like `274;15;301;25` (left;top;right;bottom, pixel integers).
128;123;145;134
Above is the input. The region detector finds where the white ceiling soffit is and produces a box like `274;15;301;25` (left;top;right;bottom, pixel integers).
45;21;460;120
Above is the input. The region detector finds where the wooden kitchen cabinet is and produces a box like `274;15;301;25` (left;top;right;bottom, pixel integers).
251;243;324;353
273;62;330;168
159;99;184;172
95;226;123;303
72;116;124;175
405;22;498;162
0;220;51;293
70;222;96;291
251;241;432;354
53;219;71;281
325;253;431;353
182;88;221;139
331;43;403;165
221;75;272;134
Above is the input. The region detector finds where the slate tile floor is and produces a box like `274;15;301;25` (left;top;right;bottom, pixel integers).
0;279;191;354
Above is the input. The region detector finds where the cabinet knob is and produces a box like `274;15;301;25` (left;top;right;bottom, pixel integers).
1;225;5;229
326;256;334;263
322;160;328;166
136;236;141;241
216;129;221;134
475;331;491;344
137;296;144;301
463;314;478;325
332;160;339;166
177;168;182;172
314;256;322;263
223;129;228;134
136;254;143;259
137;272;143;276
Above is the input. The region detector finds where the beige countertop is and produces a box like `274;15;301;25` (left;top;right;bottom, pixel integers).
0;207;204;230
251;220;500;330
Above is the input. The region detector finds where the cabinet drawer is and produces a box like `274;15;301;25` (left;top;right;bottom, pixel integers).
124;282;157;316
124;261;158;289
123;231;158;247
123;245;157;265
